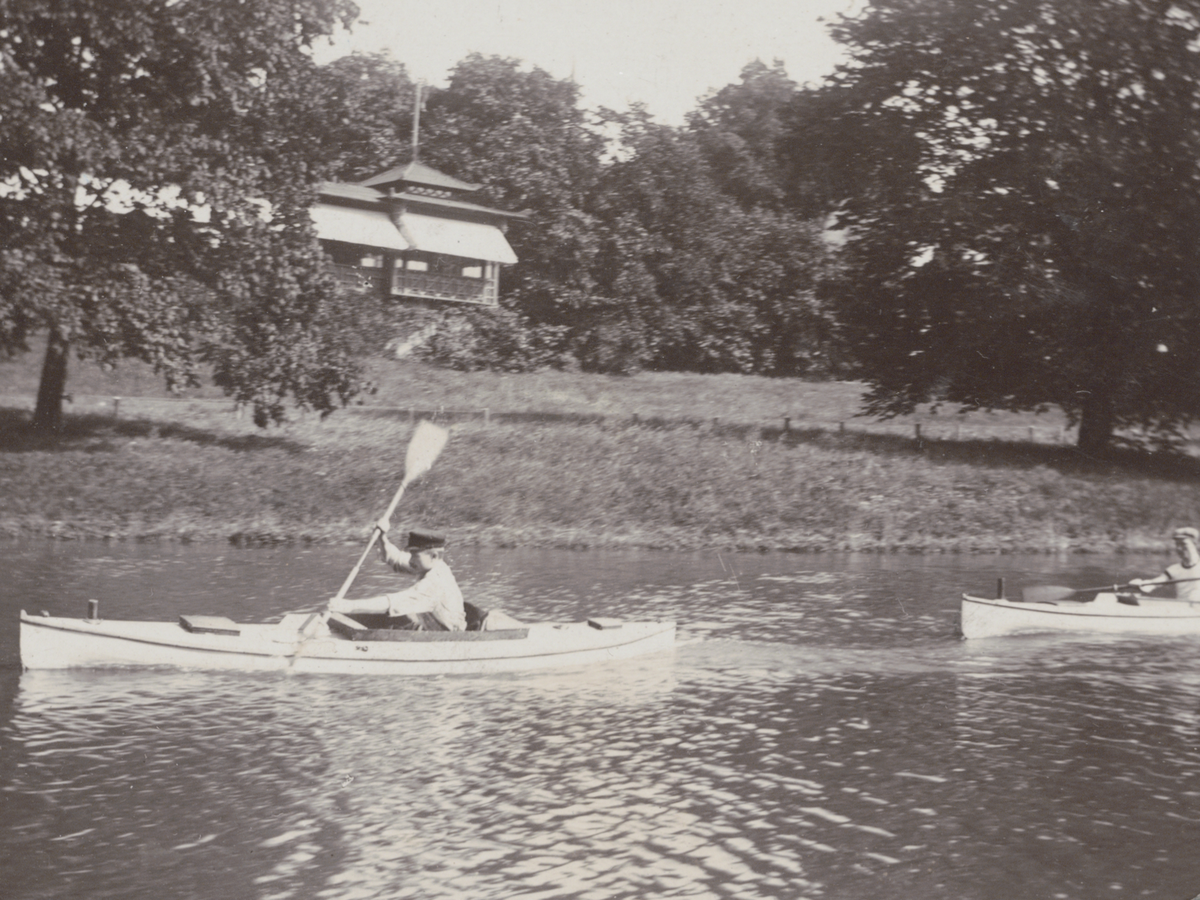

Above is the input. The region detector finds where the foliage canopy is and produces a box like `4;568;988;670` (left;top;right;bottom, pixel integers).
0;0;372;429
407;57;833;377
787;0;1200;451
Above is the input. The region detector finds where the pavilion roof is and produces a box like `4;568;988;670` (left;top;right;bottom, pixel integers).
317;181;529;220
357;161;480;193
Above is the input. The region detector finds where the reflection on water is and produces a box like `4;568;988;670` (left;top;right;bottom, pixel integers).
2;544;1200;899
7;659;682;900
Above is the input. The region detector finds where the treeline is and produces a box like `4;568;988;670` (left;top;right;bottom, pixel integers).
8;1;1200;453
306;54;838;379
314;1;1200;455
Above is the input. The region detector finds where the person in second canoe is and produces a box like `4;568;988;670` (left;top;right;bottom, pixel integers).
327;519;467;631
1129;527;1200;603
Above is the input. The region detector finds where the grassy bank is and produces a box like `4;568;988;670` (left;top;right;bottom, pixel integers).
1;348;1197;553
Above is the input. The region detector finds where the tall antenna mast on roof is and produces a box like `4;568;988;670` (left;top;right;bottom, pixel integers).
411;81;424;162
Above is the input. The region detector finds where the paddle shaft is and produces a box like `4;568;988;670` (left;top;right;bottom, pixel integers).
331;477;413;603
296;422;449;640
332;420;448;603
1023;575;1200;603
295;518;395;639
1092;575;1200;593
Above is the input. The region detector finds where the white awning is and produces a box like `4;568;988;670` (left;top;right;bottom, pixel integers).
311;204;409;251
400;213;518;264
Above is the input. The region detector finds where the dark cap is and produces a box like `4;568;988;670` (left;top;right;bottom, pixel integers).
405;528;446;551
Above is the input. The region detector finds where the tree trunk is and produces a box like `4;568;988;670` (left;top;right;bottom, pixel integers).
31;329;69;433
1076;388;1115;455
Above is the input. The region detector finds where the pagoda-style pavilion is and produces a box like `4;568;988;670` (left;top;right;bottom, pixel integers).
311;161;527;307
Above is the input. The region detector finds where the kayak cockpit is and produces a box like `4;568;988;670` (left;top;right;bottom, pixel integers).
1012;592;1143;608
324;609;531;641
179;615;242;635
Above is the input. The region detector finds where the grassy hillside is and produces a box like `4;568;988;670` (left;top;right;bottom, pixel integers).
0;342;1193;554
2;336;1073;438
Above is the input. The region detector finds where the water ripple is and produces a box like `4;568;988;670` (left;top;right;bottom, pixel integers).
5;546;1200;899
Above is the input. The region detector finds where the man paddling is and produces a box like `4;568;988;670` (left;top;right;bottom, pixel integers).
1129;527;1200;603
327;519;467;631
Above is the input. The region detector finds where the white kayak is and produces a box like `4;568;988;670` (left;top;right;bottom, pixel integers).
960;592;1200;640
19;607;676;675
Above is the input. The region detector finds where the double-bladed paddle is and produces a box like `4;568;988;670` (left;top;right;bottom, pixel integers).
330;420;450;604
1022;577;1200;604
297;420;449;638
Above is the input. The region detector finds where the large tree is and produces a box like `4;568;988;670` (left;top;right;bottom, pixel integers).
688;60;798;211
307;52;418;182
0;0;369;430
790;0;1200;452
588;108;832;375
304;52;832;377
418;54;606;324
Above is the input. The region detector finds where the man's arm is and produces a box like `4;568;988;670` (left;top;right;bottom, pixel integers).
328;580;439;618
377;520;416;573
327;594;391;615
1131;571;1171;592
378;582;438;618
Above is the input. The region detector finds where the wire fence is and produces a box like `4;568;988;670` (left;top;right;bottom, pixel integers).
0;392;1087;447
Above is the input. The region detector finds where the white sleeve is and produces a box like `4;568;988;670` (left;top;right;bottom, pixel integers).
381;540;416;574
385;580;438;617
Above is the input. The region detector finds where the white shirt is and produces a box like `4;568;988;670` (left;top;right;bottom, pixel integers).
1165;562;1200;604
381;543;466;631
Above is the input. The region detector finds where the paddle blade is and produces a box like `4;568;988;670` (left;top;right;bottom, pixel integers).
1022;585;1080;604
404;421;449;484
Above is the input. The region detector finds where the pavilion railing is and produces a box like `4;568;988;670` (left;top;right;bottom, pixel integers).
392;270;497;306
330;264;499;306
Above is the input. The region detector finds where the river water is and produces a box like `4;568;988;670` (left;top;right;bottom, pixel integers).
1;542;1199;900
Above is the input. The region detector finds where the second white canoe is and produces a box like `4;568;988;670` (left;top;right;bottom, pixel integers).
960;592;1200;639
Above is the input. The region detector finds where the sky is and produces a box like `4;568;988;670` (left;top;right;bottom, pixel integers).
316;0;859;125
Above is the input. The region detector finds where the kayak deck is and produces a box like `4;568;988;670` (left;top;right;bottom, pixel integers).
960;592;1200;639
19;609;676;675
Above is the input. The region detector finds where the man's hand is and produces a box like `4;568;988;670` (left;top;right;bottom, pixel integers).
376;517;391;535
